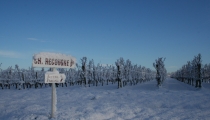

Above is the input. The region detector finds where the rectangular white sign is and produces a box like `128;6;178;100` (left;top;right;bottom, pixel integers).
45;73;66;83
32;52;76;68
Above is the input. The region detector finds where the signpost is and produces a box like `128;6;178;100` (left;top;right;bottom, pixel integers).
32;52;76;118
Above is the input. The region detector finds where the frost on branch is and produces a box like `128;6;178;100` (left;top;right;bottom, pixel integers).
171;53;202;88
153;57;167;87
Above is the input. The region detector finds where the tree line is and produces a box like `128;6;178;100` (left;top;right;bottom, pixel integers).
0;57;166;90
171;54;210;88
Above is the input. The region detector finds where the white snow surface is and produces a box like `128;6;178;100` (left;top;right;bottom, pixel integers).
1;78;210;120
33;52;75;60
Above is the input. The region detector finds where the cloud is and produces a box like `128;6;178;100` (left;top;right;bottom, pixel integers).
0;50;22;58
27;38;48;43
27;38;38;41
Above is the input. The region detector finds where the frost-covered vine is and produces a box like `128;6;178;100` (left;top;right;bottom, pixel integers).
153;58;167;87
171;54;207;88
0;57;156;89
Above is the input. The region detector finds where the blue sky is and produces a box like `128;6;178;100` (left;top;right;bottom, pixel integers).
0;0;210;72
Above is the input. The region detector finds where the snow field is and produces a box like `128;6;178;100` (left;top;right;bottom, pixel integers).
1;78;210;120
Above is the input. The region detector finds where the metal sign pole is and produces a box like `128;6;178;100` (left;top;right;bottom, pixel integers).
51;68;57;118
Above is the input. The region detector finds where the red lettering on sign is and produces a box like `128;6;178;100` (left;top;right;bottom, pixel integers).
58;60;60;65
55;59;57;65
45;58;48;65
38;58;41;64
34;59;37;64
70;59;74;67
67;60;69;66
49;58;51;65
64;60;66;66
52;59;54;65
61;59;63;66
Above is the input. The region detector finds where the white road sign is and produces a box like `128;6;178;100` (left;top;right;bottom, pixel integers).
32;52;76;68
45;71;66;83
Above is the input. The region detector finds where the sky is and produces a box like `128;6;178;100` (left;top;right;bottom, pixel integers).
0;0;210;72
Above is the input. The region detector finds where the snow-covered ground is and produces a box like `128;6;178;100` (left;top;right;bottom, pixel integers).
1;78;210;120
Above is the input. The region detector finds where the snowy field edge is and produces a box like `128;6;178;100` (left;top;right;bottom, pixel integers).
1;78;210;120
